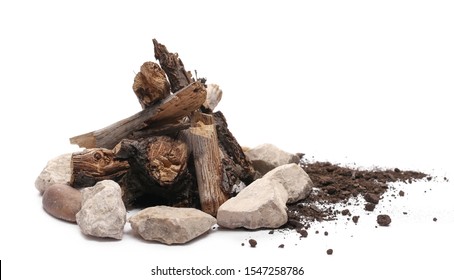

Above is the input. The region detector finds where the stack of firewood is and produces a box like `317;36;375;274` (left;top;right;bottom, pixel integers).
69;39;258;216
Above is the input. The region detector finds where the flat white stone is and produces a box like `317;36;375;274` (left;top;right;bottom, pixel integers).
129;206;217;245
76;180;126;240
263;163;313;203
217;177;288;229
244;143;299;175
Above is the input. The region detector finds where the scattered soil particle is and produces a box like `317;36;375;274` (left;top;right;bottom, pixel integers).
278;244;285;248
327;249;333;255
341;209;351;216
365;203;376;211
268;230;274;234
241;243;244;246
284;159;427;229
377;214;392;226
364;193;380;204
248;239;257;248
298;229;308;238
433;217;438;222
324;231;329;236
352;216;360;224
399;190;405;196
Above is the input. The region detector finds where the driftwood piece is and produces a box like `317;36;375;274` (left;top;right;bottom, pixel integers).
133;61;170;108
70;81;207;149
180;113;229;216
115;136;197;208
70;148;130;188
153;38;194;93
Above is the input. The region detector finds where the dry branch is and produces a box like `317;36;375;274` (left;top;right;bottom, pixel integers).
70;81;206;149
153;38;194;93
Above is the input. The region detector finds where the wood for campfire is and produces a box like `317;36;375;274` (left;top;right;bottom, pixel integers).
69;39;257;215
180;112;229;216
70;81;206;149
132;61;170;109
71;148;130;189
115;136;197;209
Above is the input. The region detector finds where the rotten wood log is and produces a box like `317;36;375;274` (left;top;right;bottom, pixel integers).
133;61;170;109
115;136;197;208
70;81;207;149
153;38;194;93
180;113;229;216
70;148;130;188
213;111;258;187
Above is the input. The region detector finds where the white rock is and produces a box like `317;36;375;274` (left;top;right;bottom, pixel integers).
35;153;72;194
244;143;299;175
76;180;126;240
263;163;313;203
217;177;288;229
129;206;217;245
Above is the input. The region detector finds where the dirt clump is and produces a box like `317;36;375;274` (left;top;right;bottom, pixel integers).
377;214;392;226
248;239;257;248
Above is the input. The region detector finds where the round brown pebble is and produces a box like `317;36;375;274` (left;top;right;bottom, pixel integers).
326;249;333;255
377;214;392;226
399;190;405;196
42;184;82;222
248;239;257;248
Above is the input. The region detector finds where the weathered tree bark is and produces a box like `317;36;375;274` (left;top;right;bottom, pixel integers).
115;136;197;208
153;38;194;93
70;148;130;188
213;111;258;189
70;81;207;149
133;61;170;109
180;113;229;216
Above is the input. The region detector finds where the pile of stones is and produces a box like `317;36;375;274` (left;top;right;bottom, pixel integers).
36;143;313;244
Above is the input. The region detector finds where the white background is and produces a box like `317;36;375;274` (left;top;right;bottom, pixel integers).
1;1;453;279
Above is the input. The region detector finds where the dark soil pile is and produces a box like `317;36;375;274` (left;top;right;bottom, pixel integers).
285;157;428;230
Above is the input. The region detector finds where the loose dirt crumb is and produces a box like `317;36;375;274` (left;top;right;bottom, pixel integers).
248;239;257;248
352;216;360;224
284;159;427;229
377;214;392;226
327;249;333;255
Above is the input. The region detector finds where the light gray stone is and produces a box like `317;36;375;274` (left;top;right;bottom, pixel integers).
217;177;288;229
76;180;126;240
263;163;313;203
244;143;299;175
129;206;217;245
42;183;82;222
35;153;72;194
